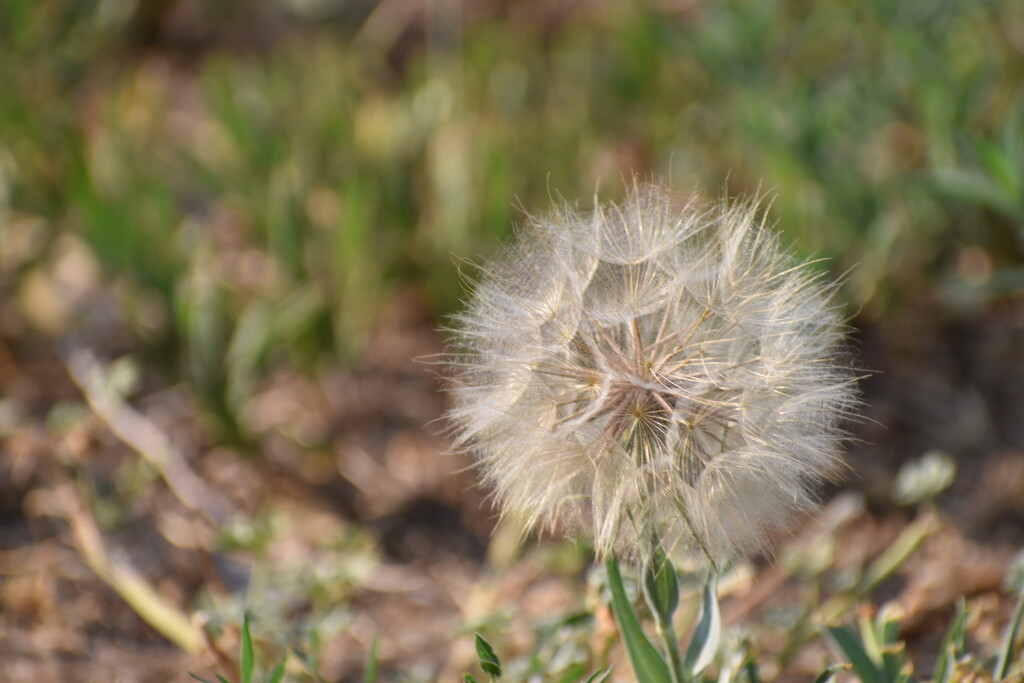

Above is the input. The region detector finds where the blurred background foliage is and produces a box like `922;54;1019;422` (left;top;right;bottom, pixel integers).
2;0;1024;679
3;0;1022;415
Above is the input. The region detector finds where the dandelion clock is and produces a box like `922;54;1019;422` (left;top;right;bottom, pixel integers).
444;182;858;565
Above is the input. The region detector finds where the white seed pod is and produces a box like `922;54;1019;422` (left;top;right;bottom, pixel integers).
444;183;858;562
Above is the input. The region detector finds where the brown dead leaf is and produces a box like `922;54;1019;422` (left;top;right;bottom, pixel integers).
898;522;1014;629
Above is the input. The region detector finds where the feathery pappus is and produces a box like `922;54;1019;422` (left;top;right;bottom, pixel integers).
444;183;858;562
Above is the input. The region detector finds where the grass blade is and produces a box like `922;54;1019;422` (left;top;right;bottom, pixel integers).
604;556;672;683
268;652;288;683
812;664;848;683
933;598;967;683
364;634;379;683
240;614;254;683
825;624;879;683
994;591;1024;680
683;572;721;677
931;168;1024;223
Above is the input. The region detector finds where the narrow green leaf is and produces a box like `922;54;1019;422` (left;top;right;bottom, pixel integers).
308;628;325;681
187;675;217;683
879;643;906;683
226;284;326;409
584;666;613;682
876;604;903;646
811;664;848;683
216;676;232;683
604;556;672;683
994;591;1024;680
642;543;680;626
463;675;478;683
364;634;379;683
858;609;883;667
267;652;288;683
474;633;502;678
240;614;254;683
1004;551;1024;593
972;137;1018;196
554;663;587;683
931;168;1024;223
683;572;721;677
825;625;879;682
865;605;906;682
1003;100;1024;195
743;653;761;683
948;598;967;651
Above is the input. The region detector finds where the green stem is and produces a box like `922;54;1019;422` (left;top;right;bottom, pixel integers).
655;614;687;683
994;590;1024;679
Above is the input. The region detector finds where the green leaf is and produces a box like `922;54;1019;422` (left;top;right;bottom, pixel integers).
1003;100;1024;196
604;556;672;683
642;543;680;626
225;283;326;411
859;604;905;681
364;635;379;683
584;666;613;682
240;614;254;683
933;593;962;683
858;609;883;666
187;675;217;683
811;664;848;683
308;627;325;681
1004;550;1024;593
463;675;479;683
879;643;907;683
972;136;1019;196
474;633;502;678
825;625;879;682
740;646;762;683
267;652;288;683
994;590;1024;680
554;663;588;683
683;572;721;677
931;168;1024;223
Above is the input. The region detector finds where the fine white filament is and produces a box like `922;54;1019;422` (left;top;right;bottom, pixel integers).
445;183;857;561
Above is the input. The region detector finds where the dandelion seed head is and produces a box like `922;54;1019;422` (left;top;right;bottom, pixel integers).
444;183;858;561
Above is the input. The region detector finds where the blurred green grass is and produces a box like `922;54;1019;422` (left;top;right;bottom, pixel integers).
3;2;1022;429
